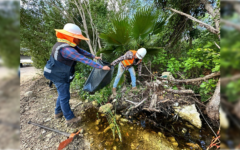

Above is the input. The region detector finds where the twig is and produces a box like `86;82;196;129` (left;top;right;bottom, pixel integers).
195;104;220;143
184;96;206;107
214;41;220;49
124;99;138;105
125;98;147;115
72;102;83;111
166;89;194;94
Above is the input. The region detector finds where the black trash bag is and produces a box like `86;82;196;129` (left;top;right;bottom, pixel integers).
83;60;114;93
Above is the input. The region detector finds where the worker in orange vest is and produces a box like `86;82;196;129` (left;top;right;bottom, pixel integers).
110;48;147;96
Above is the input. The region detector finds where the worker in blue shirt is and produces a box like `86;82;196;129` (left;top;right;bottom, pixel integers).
44;23;110;126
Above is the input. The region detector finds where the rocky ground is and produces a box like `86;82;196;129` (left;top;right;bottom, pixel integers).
19;67;186;150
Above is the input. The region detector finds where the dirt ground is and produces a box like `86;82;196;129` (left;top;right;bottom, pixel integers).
19;67;181;150
20;66;91;150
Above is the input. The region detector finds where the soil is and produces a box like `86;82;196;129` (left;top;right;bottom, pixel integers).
19;66;216;150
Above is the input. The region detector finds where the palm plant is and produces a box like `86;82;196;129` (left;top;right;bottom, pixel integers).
98;6;167;56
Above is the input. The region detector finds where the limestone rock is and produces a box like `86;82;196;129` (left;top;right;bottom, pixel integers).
120;118;128;123
92;101;98;107
115;115;121;121
168;137;176;142
220;107;229;129
95;119;101;125
174;104;202;129
182;128;187;134
172;142;178;147
24;91;33;97
99;103;113;113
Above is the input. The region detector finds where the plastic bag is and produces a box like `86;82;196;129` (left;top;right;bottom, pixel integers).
83;60;114;93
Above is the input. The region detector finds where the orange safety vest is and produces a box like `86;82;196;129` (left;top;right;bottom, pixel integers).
121;50;142;67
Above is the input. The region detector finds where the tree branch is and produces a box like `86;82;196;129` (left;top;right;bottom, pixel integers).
167;7;219;35
221;19;240;32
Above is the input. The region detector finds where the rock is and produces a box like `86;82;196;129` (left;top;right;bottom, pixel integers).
174;104;202;129
173;102;179;107
158;132;165;138
120;118;128;123
46;133;53;138
115;115;121;121
99;103;113;113
186;143;202;150
42;130;46;134
182;128;187;134
220;107;229;129
24;91;33;97
92;101;98;107
45;118;51;122
95;119;101;125
172;142;178;147
112;99;117;103
103;126;111;133
168;137;176;142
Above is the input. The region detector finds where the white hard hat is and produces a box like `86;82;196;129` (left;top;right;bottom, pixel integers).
136;48;147;59
55;23;89;40
63;23;82;35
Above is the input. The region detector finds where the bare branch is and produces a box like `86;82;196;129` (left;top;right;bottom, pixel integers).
214;41;220;49
167;7;220;35
200;0;220;32
166;89;194;94
221;19;240;32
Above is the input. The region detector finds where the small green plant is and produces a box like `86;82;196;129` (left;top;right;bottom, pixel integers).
200;79;217;102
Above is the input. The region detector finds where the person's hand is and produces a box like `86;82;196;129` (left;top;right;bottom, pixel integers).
102;66;111;70
94;56;102;60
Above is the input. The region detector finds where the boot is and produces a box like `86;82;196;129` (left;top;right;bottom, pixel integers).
54;112;63;119
131;87;138;92
112;88;117;96
66;117;81;126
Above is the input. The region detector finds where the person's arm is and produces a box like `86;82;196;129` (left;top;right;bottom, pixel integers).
111;51;133;66
61;47;103;69
75;46;95;59
138;62;142;76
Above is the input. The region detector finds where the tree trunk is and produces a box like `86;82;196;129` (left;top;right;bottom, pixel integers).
206;79;220;120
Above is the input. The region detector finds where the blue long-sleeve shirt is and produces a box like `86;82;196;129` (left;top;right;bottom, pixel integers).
60;46;103;69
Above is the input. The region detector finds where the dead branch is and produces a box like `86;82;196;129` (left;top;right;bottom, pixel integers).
124;99;138;105
166;89;194;94
141;72;220;83
221;74;240;85
125;98;147;115
221;19;240;32
206;79;220;120
214;41;220;49
174;72;220;83
158;99;172;103
200;0;220;32
167;7;219;35
184;96;206;107
143;108;161;113
196;104;220;142
149;94;157;109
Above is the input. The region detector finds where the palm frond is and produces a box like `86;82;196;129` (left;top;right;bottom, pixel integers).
100;15;131;47
131;7;159;42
